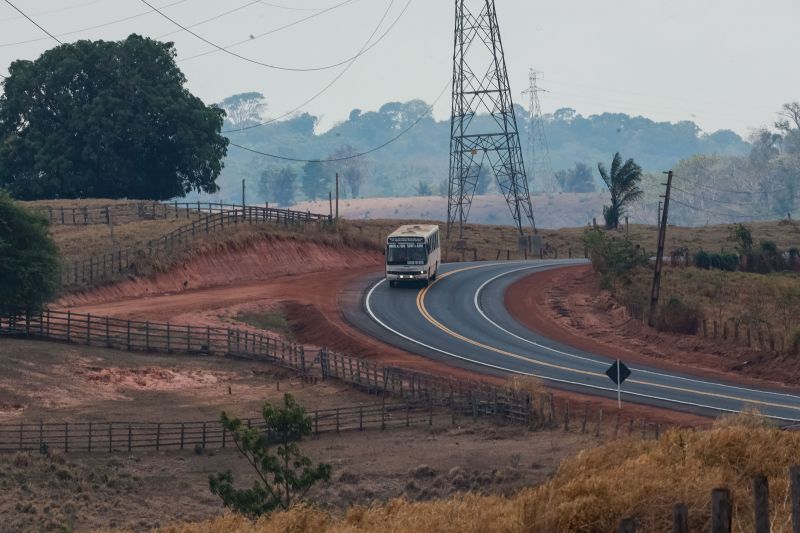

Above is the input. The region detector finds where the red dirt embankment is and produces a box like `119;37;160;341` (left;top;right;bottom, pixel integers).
506;265;800;391
60;234;382;307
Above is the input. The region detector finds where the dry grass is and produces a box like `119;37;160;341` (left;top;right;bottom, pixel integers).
617;266;800;350
340;219;800;263
124;415;800;533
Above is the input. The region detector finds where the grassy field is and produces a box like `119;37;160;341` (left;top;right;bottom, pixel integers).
28;198;800;268
105;414;795;533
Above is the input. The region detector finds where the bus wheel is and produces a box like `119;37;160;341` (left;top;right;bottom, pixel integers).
389;280;396;288
422;279;429;288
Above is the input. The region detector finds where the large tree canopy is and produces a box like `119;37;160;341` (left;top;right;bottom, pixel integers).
0;34;228;200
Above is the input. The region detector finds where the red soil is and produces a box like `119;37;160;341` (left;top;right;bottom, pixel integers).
505;265;800;392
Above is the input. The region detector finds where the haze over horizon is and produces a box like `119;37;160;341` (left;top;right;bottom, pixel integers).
1;0;798;139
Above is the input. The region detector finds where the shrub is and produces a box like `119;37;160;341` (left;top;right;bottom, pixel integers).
693;251;738;271
583;229;648;291
789;327;800;356
0;190;60;313
653;297;703;334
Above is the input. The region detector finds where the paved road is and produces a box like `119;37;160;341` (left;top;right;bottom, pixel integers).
363;260;800;421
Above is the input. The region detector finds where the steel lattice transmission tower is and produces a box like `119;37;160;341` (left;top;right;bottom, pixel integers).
521;69;558;193
447;0;535;237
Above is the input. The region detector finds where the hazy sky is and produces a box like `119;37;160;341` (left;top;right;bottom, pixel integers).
1;0;798;139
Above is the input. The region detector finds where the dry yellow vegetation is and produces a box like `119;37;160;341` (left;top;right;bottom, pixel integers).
124;415;800;533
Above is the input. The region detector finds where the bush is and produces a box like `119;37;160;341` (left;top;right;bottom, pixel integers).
789;327;800;356
0;190;60;313
653;297;703;334
583;229;648;291
693;250;738;271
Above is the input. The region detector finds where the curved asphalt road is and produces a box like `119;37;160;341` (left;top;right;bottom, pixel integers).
363;260;800;421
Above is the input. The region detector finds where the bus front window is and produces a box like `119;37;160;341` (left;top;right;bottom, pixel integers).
387;244;427;265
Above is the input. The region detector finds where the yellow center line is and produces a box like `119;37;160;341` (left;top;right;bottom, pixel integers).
416;264;800;413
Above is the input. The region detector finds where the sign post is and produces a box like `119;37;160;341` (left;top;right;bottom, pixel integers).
605;360;631;409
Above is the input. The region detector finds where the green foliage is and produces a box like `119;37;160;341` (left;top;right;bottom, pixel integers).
260;166;297;207
693;251;739;271
728;223;753;255
218;92;267;129
597;152;643;229
0;35;228;200
554;162;595;192
0;190;60;313
300;162;330;201
583;228;648;290
789;327;800;355
209;394;331;517
414;180;433;196
653;297;703;334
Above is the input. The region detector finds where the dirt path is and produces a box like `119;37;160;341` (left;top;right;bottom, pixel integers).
505;265;800;392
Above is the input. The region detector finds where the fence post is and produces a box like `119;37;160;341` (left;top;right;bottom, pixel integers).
88;422;92;452
128;424;132;452
335;409;340;433
790;466;800;533
180;423;185;450
145;321;150;350
753;474;770;533
711;488;732;533
67;310;72;341
359;406;363;431
108;423;113;453
202;422;207;449
64;423;69;453
673;504;688;533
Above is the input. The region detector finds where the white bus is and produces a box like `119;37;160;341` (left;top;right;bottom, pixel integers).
385;224;441;287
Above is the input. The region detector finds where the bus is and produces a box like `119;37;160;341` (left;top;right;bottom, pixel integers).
385;224;441;287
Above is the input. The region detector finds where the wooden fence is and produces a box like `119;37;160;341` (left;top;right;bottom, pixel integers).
38;201;324;226
0;310;545;428
60;204;331;287
0;402;445;453
616;468;800;532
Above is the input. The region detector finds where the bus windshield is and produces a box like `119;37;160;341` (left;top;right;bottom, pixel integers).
387;242;427;265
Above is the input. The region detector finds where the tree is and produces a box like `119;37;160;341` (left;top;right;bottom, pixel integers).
300;162;330;201
0;34;228;200
328;145;366;198
260;166;297;207
209;394;331;517
0;190;60;313
555;162;595;192
218;92;267;129
598;152;643;229
415;180;433;196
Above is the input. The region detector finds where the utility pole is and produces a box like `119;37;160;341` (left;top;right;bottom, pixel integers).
242;178;246;207
657;200;662;227
335;173;339;220
648;170;673;327
329;191;333;221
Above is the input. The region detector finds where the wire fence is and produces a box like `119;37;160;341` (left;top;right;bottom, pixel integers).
59;203;331;288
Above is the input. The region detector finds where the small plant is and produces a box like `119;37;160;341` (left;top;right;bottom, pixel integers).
209;393;331;517
653;297;703;334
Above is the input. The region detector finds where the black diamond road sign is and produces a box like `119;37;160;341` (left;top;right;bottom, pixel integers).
606;360;631;385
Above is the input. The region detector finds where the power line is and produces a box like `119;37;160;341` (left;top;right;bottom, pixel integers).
178;0;360;64
155;1;264;40
669;196;767;220
140;0;380;73
3;0;63;45
183;0;404;72
227;79;449;163
221;0;411;134
0;0;107;23
0;0;188;49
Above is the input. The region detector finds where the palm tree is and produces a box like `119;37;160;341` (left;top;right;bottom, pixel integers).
598;152;643;229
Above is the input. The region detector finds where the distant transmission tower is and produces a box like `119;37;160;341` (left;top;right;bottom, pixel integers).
447;0;536;237
521;69;558;193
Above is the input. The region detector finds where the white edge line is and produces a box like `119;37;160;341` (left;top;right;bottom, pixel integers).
474;265;800;402
364;268;800;422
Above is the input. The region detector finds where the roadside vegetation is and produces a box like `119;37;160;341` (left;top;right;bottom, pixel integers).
122;414;798;533
0;191;59;312
584;222;800;352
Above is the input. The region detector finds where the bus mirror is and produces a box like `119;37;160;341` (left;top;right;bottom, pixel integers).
382;247;386;256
